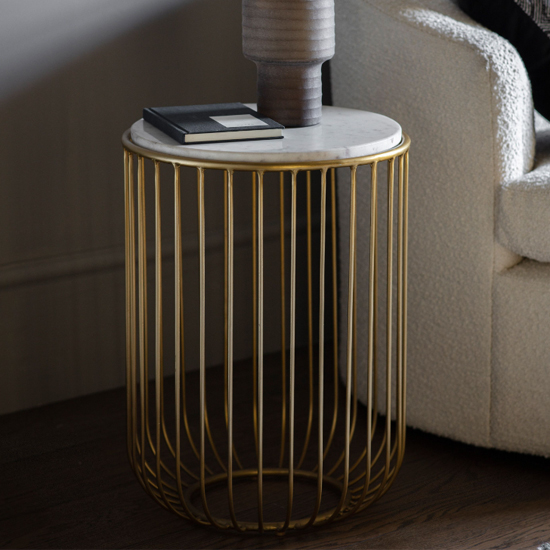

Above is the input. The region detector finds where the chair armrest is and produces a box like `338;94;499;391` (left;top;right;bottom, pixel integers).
333;0;534;184
498;113;550;262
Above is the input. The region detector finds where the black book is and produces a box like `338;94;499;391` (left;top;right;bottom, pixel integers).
143;103;284;145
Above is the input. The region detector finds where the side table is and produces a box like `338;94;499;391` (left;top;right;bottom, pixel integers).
122;106;410;534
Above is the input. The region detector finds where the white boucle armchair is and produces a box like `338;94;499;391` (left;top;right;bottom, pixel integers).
332;0;550;456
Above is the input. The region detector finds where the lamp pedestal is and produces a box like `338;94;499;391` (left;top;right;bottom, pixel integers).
242;0;335;127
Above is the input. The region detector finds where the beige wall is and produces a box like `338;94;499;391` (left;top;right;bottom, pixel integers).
0;0;273;414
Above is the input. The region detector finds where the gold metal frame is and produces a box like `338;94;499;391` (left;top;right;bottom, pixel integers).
122;130;410;534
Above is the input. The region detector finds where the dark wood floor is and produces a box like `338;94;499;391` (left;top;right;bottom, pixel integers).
1;351;550;550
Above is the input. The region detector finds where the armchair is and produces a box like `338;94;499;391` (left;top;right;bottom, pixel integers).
332;0;550;456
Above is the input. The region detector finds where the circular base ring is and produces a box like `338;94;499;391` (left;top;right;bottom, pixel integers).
183;468;352;532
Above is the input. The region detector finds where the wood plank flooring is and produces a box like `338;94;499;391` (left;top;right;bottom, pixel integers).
1;350;549;549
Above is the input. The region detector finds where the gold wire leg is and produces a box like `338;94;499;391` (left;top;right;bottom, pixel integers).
297;171;314;470
173;164;201;522
340;224;359;480
305;168;328;528
350;161;379;511
224;171;229;432
372;166;380;441
323;168;339;463
171;166;202;483
154;160;169;506
171;168;204;475
347;159;403;506
135;159;172;502
384;159;395;488
137;156;154;498
131;162;174;503
148;164;182;507
335;246;360;481
356;160;397;508
371;157;406;504
252;172;258;458
402;152;409;451
191;169;226;476
124;150;134;467
197;168;223;529
327;173;359;481
328;165;357;521
131;156;160;500
282;170;298;534
279;171;287;469
256;171;265;533
128;154;138;472
225;169;243;531
396;155;405;469
152;166;182;508
224;171;243;472
365;161;379;504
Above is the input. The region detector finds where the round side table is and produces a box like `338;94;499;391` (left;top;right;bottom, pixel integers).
122;106;410;534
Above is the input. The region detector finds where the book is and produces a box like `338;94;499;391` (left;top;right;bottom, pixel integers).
142;103;284;145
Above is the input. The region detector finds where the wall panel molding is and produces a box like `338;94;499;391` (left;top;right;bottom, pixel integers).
0;218;312;290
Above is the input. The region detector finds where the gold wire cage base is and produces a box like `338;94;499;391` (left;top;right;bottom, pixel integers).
123;130;410;534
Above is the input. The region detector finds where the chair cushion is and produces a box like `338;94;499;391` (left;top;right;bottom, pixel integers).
498;112;550;261
458;0;550;120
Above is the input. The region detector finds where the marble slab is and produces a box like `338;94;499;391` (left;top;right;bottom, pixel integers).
129;105;402;163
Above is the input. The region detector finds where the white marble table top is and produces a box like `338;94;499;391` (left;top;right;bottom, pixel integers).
129;105;402;164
